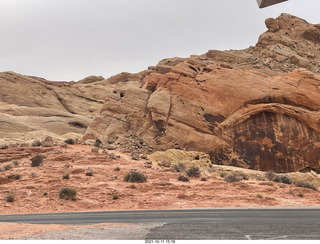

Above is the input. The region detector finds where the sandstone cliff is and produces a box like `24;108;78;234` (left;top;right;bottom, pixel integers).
1;14;320;173
84;14;320;173
0;72;107;145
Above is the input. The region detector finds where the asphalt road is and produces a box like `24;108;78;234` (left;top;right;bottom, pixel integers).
1;208;320;240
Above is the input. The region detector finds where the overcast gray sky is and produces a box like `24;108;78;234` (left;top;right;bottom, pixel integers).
0;0;319;81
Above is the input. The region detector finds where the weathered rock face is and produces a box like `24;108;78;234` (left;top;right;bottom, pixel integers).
0;72;111;145
85;14;320;173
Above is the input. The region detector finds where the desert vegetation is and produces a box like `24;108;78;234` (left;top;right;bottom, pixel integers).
293;179;318;191
30;154;44;167
64;139;75;145
178;175;189;182
187;167;200;178
59;187;77;200
124;170;147;183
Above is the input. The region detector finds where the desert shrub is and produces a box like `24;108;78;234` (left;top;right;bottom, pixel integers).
265;170;277;181
31;140;41;147
4;163;13;171
158;160;171;167
129;184;136;189
64;139;74;145
14;174;21;180
237;172;249;180
255;174;266;181
59;187;77;200
30;154;44;167
112;193;119;200
224;173;242;183
62;173;70;179
94;139;102;148
259;181;274;186
178;175;189;182
12;160;19;166
124;171;147;183
294;179;318;191
6;193;15;202
187;166;200;178
256;193;264;199
279;183;286;188
86;167;93;176
114;167;120;171
201;177;208;181
273;174;292;185
30;171;36;178
43;192;48;196
172;162;186;172
219;171;228;178
298;192;304;197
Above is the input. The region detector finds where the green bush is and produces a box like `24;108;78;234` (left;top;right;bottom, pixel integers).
124;171;147;183
59;187;77;200
187;166;200;178
112;193;119;200
30;154;44;167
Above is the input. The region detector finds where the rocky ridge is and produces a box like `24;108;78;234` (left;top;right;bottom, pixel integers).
84;14;320;173
1;14;320;173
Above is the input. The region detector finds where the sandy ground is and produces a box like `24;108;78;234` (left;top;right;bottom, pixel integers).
1;144;320;239
0;222;133;239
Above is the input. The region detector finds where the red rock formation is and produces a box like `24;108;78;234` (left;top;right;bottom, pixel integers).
85;14;320;173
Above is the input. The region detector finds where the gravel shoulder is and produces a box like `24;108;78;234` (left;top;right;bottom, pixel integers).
13;223;162;240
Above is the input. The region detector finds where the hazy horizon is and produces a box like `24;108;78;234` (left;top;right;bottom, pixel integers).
1;0;319;81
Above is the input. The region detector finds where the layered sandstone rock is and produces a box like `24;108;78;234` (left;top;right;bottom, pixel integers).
0;72;109;145
1;14;320;173
85;14;320;173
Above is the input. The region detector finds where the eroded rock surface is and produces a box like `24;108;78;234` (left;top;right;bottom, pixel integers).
85;14;320;173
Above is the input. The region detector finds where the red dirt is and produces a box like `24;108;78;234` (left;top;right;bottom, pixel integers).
0;145;320;216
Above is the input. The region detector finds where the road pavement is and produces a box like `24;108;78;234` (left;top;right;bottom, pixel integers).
1;208;320;240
